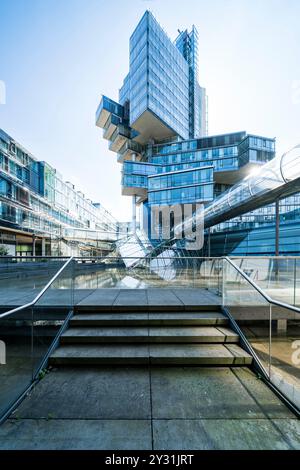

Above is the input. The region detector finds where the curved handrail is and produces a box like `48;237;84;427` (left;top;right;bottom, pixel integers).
0;256;74;319
225;256;300;315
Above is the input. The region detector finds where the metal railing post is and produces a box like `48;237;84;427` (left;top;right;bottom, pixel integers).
222;258;225;306
269;304;272;379
294;258;297;306
71;258;75;312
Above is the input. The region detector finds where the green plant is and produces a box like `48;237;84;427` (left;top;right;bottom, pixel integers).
38;368;48;380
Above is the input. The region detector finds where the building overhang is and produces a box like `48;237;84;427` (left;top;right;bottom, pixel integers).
103;115;120;140
117;152;142;163
122;187;147;198
109;134;129;153
131;109;177;144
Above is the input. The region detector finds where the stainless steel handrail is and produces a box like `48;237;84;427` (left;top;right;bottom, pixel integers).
0;256;71;259
1;255;300;260
0;256;74;319
225;256;300;315
75;256;223;259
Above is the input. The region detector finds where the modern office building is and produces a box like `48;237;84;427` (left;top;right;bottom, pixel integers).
0;128;118;256
117;11;207;143
206;195;300;256
96;10;294;255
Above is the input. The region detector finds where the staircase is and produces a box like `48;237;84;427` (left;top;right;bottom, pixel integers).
116;229;153;267
50;305;252;366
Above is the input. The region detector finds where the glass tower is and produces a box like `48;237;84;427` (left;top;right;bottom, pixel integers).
117;11;207;142
175;26;207;138
95;11;289;254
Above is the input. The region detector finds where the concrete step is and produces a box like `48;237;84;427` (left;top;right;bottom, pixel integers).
75;304;220;313
50;343;252;366
69;312;228;327
61;326;239;344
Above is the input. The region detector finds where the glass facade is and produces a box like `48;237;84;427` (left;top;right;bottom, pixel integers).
147;12;190;138
95;11;300;257
125;11;192;138
108;123;276;232
148;167;213;206
0;129;118;253
129;12;149;125
98;11;207;148
175;26;207;137
148;184;213;205
148;168;213;190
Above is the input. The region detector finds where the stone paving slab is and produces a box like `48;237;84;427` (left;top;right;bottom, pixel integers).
272;419;300;449
76;288;220;308
1;417;297;450
0;290;37;306
0;289;95;309
152;419;297;450
76;289;120;307
0;288;221;310
12;367;151;420
0;374;32;418
231;367;297;418
0;419;152;450
172;288;220;306
0;366;298;450
146;289;183;308
151;367;268;420
113;289;148;306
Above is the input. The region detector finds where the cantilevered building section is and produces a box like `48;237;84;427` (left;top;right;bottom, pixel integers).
95;11;279;253
118;11;207;142
0;128;118;256
96;11;207;145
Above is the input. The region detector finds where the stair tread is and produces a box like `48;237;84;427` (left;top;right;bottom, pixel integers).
70;312;228;325
72;312;226;319
62;326;238;342
50;343;252;363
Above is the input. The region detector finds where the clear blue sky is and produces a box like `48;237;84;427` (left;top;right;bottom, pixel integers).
0;0;299;221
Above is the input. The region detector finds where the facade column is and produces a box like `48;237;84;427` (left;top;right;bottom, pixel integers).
132;153;137;235
42;238;46;256
32;235;36;257
277;319;287;334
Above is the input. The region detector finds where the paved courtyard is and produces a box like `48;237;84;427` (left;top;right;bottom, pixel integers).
0;366;299;450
